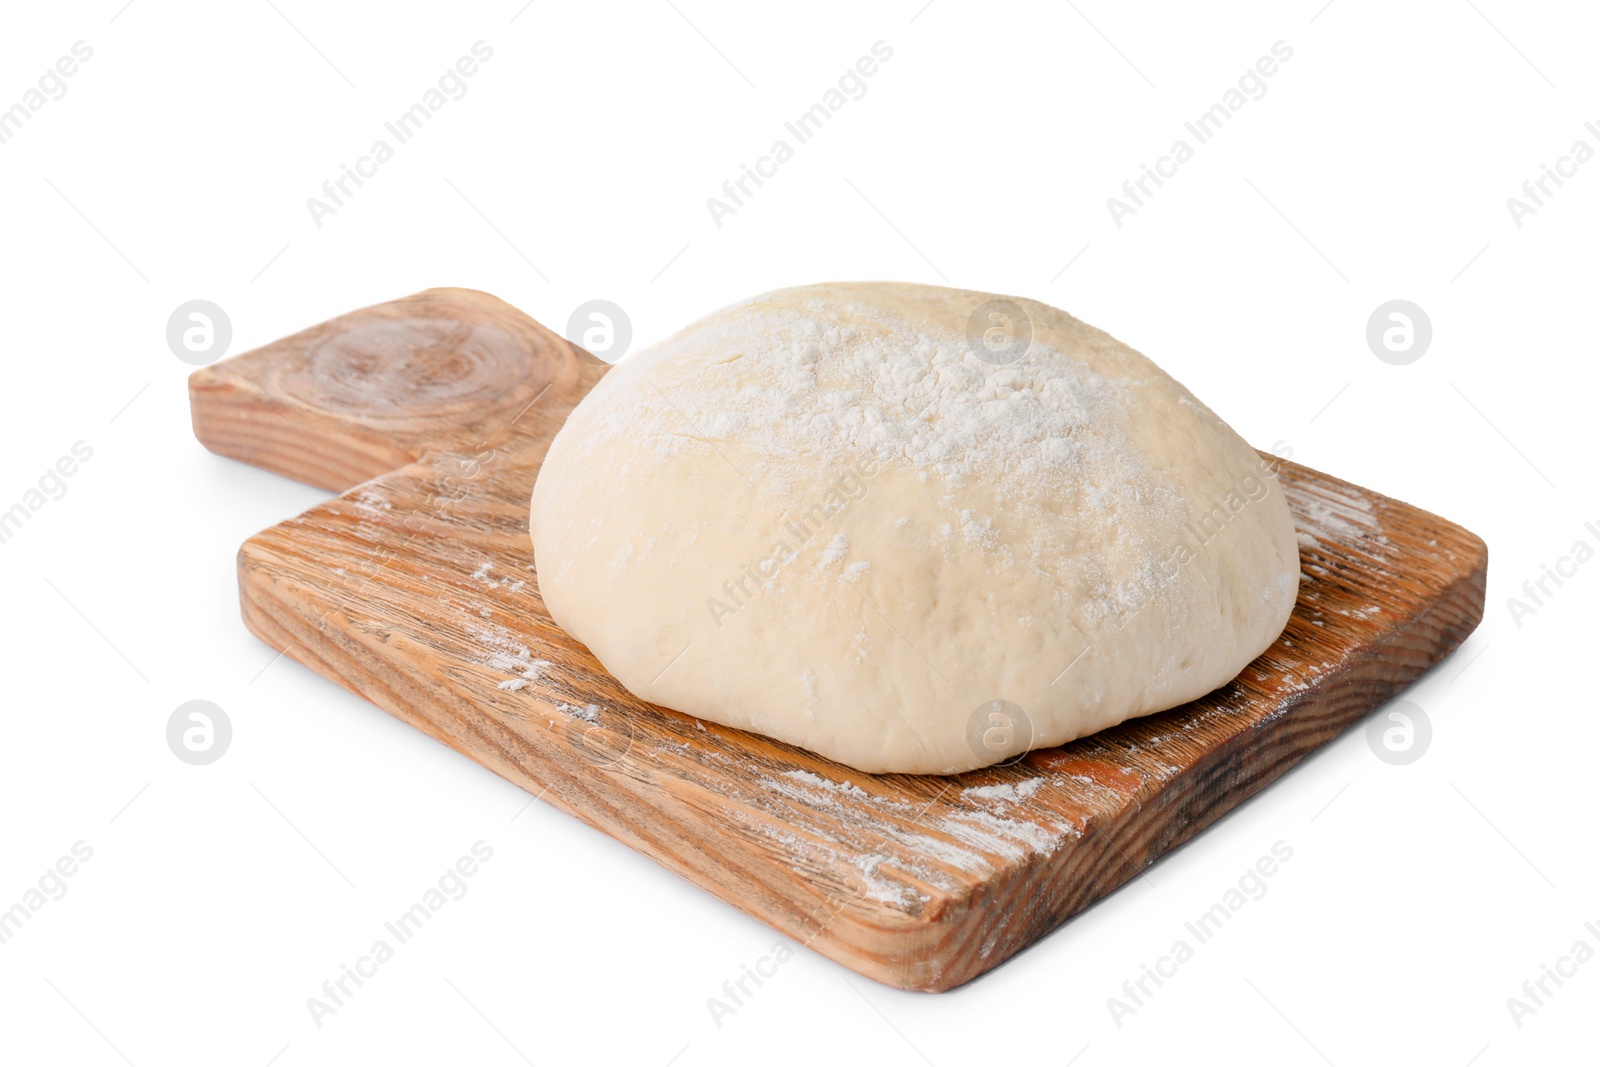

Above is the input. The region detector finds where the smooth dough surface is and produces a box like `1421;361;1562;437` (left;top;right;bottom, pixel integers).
530;282;1299;774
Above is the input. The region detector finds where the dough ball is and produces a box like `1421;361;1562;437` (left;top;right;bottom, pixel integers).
530;282;1298;774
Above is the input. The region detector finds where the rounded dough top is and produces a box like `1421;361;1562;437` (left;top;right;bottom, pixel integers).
530;282;1299;774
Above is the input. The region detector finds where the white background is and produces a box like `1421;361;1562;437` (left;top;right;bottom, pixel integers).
1;1;1595;1064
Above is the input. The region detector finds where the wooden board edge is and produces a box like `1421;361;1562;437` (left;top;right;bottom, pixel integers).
923;532;1487;990
234;535;963;986
190;376;409;492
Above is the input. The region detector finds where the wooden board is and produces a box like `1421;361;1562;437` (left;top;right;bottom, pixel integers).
190;288;1488;992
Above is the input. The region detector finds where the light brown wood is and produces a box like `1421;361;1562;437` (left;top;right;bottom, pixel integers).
192;288;1488;991
188;289;594;492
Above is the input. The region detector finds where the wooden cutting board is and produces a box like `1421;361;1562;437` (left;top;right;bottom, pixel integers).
190;288;1487;992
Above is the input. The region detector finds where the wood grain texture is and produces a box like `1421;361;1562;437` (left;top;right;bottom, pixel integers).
193;288;1488;991
189;288;594;491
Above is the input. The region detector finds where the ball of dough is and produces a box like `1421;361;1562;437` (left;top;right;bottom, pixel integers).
530;282;1298;774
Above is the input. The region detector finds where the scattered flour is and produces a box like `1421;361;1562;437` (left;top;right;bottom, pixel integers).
963;779;1046;803
555;702;602;723
781;769;871;801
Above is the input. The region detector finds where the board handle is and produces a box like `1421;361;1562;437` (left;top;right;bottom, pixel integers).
189;288;599;492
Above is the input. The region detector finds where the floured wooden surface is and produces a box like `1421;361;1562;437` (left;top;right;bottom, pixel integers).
195;288;1488;990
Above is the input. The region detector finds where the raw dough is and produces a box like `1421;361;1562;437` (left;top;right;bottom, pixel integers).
530;282;1299;774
